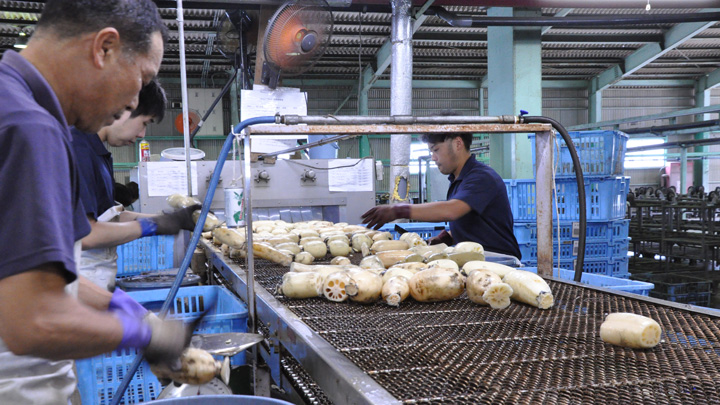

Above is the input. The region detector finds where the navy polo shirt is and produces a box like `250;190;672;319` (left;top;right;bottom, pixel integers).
447;155;522;259
0;51;91;282
72;128;115;220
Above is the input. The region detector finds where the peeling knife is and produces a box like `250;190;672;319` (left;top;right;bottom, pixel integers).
190;332;264;357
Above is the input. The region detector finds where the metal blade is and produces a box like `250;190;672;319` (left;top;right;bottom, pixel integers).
190;332;264;357
394;224;408;235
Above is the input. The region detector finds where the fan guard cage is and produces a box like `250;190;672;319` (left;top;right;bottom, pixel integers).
263;0;333;76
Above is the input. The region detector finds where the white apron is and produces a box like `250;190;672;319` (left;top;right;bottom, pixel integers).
0;241;82;405
78;205;122;291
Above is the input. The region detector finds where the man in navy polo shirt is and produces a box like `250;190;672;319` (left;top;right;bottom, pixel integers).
0;1;192;403
362;132;521;259
73;79;197;291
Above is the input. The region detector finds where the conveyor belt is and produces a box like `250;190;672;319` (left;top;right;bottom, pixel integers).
224;250;720;404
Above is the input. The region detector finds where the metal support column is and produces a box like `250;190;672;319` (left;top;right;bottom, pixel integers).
359;67;371;158
389;0;413;204
589;86;602;123
681;147;688;193
535;130;554;276
694;78;711;190
229;70;240;125
176;0;193;195
487;7;542;179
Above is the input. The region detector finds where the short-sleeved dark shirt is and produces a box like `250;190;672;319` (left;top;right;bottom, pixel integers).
72;128;115;220
447;155;522;259
0;51;91;282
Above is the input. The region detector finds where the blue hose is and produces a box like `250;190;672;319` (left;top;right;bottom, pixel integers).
110;116;276;405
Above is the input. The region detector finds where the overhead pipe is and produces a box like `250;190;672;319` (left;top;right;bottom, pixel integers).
282;115;520;125
389;0;413;205
350;0;719;7
424;6;720;27
154;1;720;9
627;136;720;153
623;119;720;135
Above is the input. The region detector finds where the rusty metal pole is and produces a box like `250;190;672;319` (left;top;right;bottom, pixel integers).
535;130;554;277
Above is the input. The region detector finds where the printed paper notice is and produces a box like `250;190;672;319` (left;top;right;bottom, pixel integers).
241;86;308;153
147;162;199;196
328;159;373;192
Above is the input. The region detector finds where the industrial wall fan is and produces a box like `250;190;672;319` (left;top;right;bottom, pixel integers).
261;0;333;88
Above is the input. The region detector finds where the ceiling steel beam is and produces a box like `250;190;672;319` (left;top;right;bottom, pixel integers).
569;104;720;130
541;8;572;35
592;10;720;92
699;67;720;90
412;31;662;43
351;0;720;7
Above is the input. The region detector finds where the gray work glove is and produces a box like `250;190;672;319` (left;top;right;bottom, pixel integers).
143;314;193;369
147;204;201;235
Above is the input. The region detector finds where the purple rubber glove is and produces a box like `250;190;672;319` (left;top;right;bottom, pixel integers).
109;289;192;361
111;309;153;350
109;289;148;319
361;204;411;230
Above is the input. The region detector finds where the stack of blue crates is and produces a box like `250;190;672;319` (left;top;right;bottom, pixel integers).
511;130;631;278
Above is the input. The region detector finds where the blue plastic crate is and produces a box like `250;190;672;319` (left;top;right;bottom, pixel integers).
513;219;629;244
523;267;653;296
76;286;248;405
519;238;629;261
524;256;629;278
529;130;628;177
505;176;630;222
117;235;175;277
377;222;448;240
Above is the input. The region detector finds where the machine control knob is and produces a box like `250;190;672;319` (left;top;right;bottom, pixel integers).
256;170;270;183
302;169;316;182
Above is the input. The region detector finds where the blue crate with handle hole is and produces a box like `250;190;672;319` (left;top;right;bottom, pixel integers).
75;286;248;405
523;267;652;296
529;130;628;177
524;256;629;278
116;235;175;277
513;219;629;244
519;238;629;262
505;176;630;222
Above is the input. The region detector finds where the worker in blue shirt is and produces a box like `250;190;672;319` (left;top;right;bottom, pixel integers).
73;79;197;291
362;132;522;259
0;1;191;403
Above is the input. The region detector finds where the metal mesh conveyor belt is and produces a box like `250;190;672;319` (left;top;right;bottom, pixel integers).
233;254;720;404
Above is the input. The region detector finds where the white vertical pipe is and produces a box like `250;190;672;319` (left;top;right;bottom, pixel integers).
176;1;192;195
389;0;413;204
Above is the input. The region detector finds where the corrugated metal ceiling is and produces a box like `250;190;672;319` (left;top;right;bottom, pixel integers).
0;1;718;85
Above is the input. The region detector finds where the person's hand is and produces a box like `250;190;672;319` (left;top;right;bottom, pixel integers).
138;204;200;236
361;204;411;230
143;315;193;368
108;288;147;319
111;308;191;367
428;230;453;246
